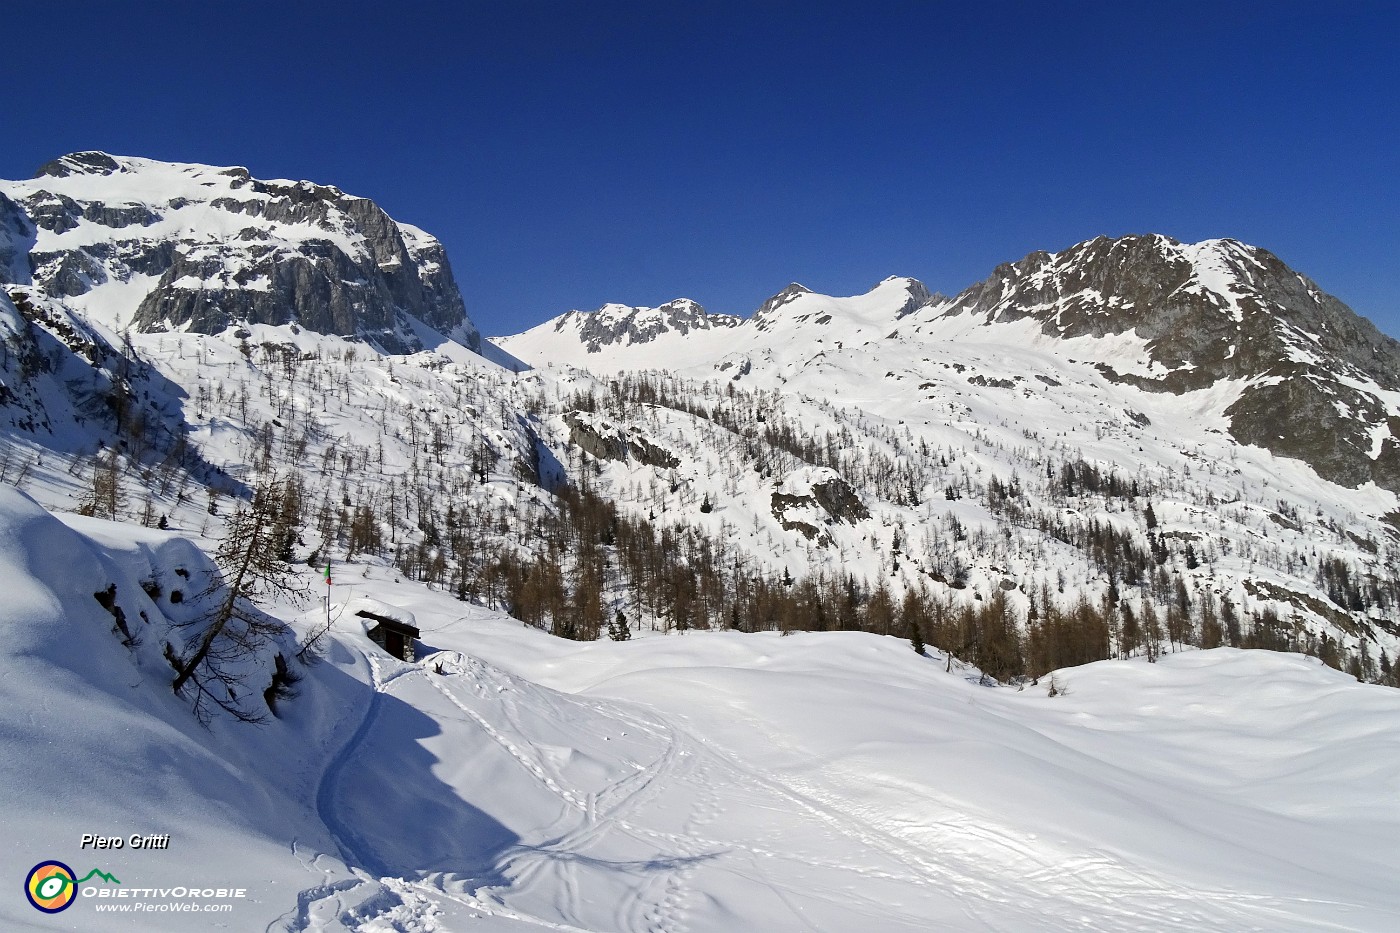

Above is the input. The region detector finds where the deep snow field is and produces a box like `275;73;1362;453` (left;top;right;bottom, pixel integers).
2;485;1398;932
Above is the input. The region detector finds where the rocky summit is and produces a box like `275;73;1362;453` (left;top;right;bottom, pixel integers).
0;152;479;354
550;298;741;352
921;234;1400;491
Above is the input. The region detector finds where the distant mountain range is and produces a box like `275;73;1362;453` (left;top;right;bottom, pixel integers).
502;234;1400;495
3;152;1398;682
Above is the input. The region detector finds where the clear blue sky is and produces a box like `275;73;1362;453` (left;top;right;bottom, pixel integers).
4;1;1397;338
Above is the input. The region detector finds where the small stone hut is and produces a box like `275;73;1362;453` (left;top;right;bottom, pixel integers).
357;610;419;662
349;599;421;663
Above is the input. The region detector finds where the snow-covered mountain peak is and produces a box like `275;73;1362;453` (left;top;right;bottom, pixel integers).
34;150;129;177
879;274;942;317
931;233;1398;379
881;274;942;317
0;154;480;354
896;233;1400;491
755;282;813;318
16;152;277;210
503;297;742;364
752;276;937;336
504;275;944;370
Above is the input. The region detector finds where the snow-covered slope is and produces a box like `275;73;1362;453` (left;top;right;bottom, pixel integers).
2;487;1396;931
498;237;1400;672
0;486;340;931
3;152;1400;930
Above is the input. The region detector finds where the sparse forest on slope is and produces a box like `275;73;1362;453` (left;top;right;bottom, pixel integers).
502;239;1400;684
1;154;1398;727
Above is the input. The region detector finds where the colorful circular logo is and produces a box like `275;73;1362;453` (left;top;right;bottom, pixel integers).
25;861;77;913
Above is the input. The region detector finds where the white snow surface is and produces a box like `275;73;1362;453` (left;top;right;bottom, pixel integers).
1178;239;1256;322
1;485;1397;932
4;165;1400;931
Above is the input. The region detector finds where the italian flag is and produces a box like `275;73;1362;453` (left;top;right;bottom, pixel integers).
323;563;332;587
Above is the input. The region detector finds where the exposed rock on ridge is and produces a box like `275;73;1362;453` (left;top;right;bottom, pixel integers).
552;299;741;352
771;472;869;545
940;235;1400;388
936;234;1400;491
1;152;480;355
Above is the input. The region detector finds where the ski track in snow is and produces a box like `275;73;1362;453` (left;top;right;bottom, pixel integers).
420;665;700;933
284;651;402;932
316;651;395;878
277;647;1381;932
285;651;707;933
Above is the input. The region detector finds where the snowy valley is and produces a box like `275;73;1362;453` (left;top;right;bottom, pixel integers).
1;153;1398;931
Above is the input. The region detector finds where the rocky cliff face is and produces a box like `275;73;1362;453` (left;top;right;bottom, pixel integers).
565;411;681;468
941;235;1400;386
935;234;1400;491
0;153;480;354
770;471;869;545
0;193;36;285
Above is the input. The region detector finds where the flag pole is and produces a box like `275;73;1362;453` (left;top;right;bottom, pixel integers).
324;559;332;633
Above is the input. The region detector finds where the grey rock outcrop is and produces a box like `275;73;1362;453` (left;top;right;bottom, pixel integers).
886;276;941;318
771;474;869;544
809;476;870;524
752;284;813;331
35;151;125;178
936;234;1400;492
553;299;741;353
0;192;35;284
565;412;680;468
1225;378;1383;488
1;152;480;355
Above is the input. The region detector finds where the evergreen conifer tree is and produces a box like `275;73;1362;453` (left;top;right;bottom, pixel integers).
608;609;631;641
170;474;303;723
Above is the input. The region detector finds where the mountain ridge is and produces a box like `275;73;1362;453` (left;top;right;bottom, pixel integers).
502;233;1400;494
0;151;480;354
3;149;1400;933
2;152;1398;689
